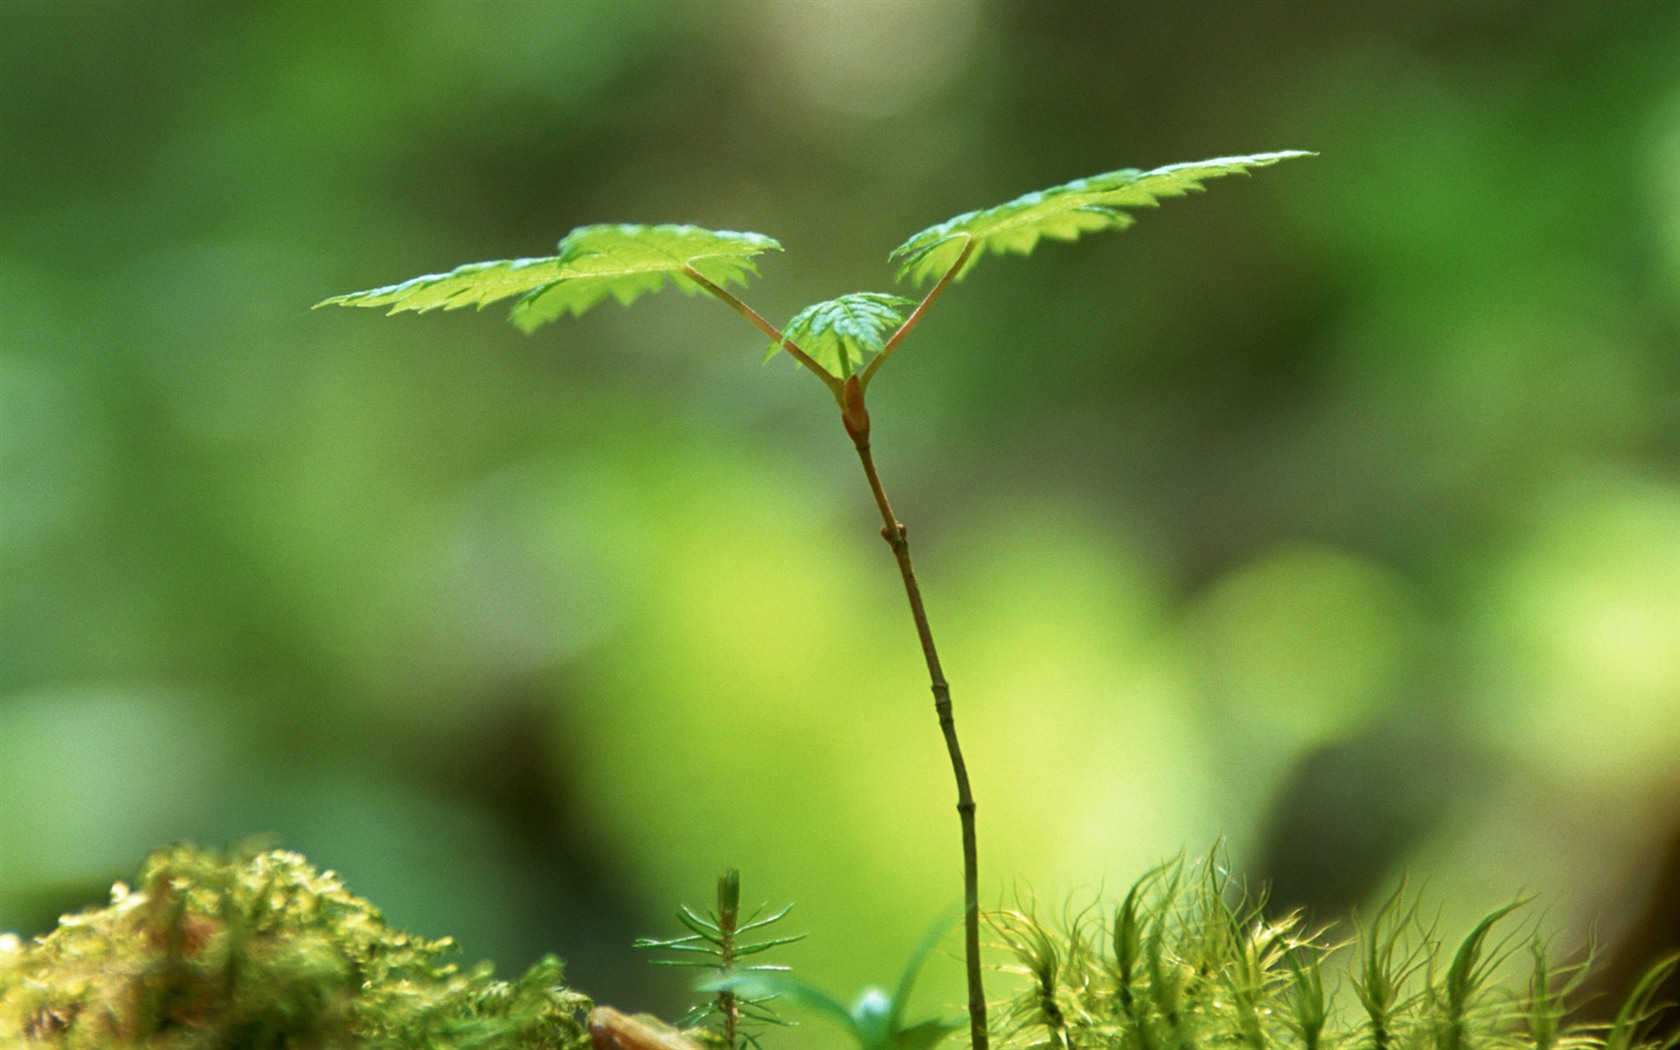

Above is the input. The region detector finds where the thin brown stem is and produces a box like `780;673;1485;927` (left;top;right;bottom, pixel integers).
694;252;987;1044
850;427;989;1050
683;264;843;399
859;237;976;389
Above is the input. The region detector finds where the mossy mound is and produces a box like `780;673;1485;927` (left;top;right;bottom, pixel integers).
0;845;591;1049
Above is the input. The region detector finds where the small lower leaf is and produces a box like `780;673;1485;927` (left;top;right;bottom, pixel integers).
769;292;916;378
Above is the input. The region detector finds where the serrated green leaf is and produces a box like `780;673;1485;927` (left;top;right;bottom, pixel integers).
316;223;782;333
770;292;916;377
890;151;1312;285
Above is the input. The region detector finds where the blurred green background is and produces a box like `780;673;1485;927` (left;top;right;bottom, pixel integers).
5;0;1680;1024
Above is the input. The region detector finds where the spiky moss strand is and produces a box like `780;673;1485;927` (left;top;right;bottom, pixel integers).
986;856;1678;1050
0;844;592;1049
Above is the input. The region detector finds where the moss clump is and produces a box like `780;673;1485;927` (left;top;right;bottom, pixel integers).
0;844;591;1049
987;855;1677;1050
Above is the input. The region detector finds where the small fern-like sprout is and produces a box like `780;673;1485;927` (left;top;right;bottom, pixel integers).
634;868;804;1050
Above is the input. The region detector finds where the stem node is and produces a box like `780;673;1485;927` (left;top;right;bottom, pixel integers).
841;375;871;439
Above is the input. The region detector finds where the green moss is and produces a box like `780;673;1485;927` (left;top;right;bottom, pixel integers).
8;845;1673;1050
0;845;591;1049
987;856;1677;1050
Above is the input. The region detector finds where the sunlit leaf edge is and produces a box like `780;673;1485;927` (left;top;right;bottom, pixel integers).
889;150;1313;285
316;223;782;333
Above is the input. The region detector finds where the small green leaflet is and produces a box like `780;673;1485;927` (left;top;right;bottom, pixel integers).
890;151;1312;285
771;292;916;378
315;224;781;333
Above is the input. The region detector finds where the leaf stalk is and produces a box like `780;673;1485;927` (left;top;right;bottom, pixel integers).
860;237;975;389
682;265;843;399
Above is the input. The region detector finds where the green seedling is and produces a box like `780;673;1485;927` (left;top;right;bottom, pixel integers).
701;920;962;1050
318;150;1313;1048
635;868;804;1049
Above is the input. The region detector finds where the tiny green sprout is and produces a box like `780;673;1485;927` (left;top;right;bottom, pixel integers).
318;151;1314;1049
702;919;962;1050
635;868;804;1050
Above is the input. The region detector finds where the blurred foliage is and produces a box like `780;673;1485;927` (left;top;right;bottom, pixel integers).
5;0;1680;1028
